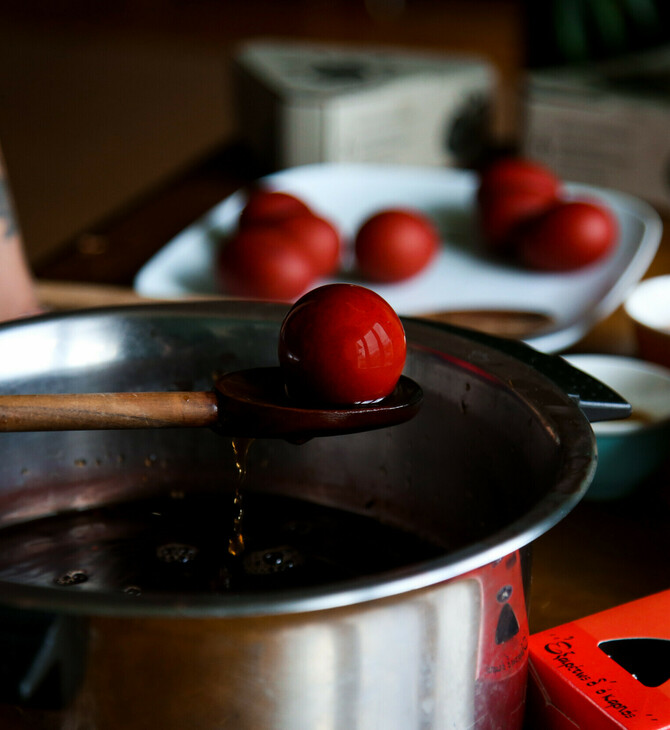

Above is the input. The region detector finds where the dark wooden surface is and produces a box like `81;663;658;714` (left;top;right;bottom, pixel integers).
33;142;670;635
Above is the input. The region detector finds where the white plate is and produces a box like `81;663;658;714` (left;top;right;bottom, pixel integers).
134;163;662;353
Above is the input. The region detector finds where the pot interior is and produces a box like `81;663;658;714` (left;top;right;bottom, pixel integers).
0;302;594;615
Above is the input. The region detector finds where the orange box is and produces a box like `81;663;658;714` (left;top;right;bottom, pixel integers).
527;590;670;729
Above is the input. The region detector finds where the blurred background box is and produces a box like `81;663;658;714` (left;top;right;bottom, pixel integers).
233;40;496;171
522;45;670;213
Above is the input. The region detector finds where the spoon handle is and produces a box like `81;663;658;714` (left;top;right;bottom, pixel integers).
0;392;218;431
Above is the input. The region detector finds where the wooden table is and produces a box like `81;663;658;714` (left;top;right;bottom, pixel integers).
33;143;670;635
529;256;670;633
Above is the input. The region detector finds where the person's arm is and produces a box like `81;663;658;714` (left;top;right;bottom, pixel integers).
0;148;41;321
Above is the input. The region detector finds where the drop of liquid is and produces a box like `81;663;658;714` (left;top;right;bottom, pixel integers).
228;488;245;558
243;545;305;576
264;552;285;566
156;543;199;564
228;437;254;557
54;569;88;586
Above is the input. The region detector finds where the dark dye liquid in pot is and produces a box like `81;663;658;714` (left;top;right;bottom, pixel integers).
0;490;444;596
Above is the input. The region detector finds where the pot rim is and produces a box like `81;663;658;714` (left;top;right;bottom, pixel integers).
0;302;596;618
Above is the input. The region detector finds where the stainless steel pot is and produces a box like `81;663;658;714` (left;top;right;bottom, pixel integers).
0;301;626;730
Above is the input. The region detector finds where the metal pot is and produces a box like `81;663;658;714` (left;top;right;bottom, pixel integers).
0;302;626;730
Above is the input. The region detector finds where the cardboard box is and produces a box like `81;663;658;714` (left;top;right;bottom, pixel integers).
527;590;670;729
233;39;495;171
522;47;670;212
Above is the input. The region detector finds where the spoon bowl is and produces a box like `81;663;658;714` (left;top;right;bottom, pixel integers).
215;368;422;439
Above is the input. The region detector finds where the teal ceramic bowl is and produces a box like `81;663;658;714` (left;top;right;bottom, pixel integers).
564;354;670;500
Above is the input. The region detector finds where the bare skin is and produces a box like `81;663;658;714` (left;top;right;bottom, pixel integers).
0;148;41;321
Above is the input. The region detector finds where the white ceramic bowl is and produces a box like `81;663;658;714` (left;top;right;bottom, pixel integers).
624;275;670;369
564;354;670;500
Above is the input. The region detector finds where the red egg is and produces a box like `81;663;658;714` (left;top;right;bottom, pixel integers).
278;284;407;405
354;209;439;283
514;200;618;271
478;188;557;253
278;214;341;277
218;226;317;300
239;189;313;228
477;157;562;204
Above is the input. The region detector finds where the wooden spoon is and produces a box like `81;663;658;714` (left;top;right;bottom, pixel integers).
0;368;422;439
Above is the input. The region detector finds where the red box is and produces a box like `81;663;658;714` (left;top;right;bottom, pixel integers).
527;590;670;729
